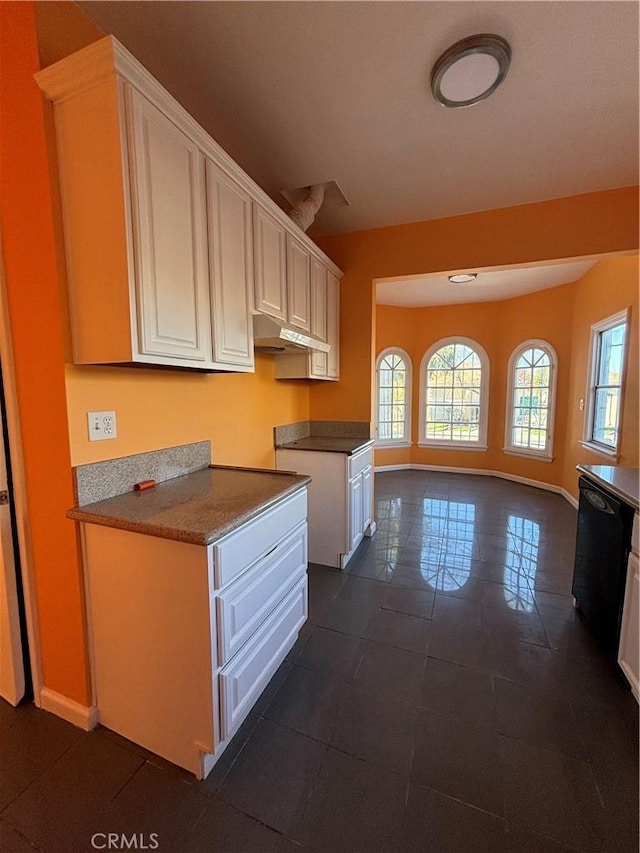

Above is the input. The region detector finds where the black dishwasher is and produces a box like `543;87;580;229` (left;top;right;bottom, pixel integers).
572;476;635;659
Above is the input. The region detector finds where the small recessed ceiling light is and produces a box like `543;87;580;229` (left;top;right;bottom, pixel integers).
431;34;511;108
449;273;478;284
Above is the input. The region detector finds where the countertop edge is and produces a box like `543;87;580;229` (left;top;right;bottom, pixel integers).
67;477;311;546
577;465;639;511
275;437;375;455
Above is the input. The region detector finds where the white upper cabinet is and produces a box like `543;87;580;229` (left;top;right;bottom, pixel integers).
35;36;341;373
253;204;287;322
327;271;341;380
127;88;212;364
286;234;311;332
310;257;328;378
205;160;254;370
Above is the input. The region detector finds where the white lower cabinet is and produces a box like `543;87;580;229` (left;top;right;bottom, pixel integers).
219;577;307;739
275;445;375;569
619;549;639;702
80;489;308;779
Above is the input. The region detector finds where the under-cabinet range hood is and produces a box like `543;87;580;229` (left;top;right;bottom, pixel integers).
253;314;331;354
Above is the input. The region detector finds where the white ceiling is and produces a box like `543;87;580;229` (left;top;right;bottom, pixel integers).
376;259;596;307
76;1;639;237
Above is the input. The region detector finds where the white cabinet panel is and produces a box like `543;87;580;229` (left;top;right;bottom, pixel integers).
205;160;254;369
349;474;364;555
619;552;639;702
326;271;340;380
216;523;307;666
286;235;311;332
362;465;373;532
219;577;307;740
310;257;328;378
253;204;287;321
127;87;212;363
213;490;307;589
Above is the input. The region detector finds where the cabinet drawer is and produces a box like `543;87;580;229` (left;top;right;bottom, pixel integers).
219;577;307;740
216;522;307;666
213;489;307;589
348;445;373;480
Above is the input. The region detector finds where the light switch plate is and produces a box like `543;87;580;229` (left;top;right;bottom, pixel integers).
87;411;118;441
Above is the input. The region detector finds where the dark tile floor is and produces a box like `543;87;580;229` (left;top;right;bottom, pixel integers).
1;471;638;852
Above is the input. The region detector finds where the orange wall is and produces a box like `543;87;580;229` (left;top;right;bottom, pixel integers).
67;359;309;469
375;282;577;485
562;257;639;496
0;2;90;704
311;188;639;427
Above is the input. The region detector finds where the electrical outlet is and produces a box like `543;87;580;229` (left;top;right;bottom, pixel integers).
87;411;118;442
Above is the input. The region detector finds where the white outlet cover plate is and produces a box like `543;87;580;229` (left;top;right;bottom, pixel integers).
87;411;118;442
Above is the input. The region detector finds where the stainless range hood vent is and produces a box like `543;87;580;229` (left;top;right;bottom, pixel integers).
253;314;330;354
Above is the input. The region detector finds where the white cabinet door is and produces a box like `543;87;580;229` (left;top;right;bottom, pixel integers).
205;160;254;370
326;271;340;379
219;577;307;740
310;257;328;378
253;204;287;321
362;466;373;532
286;235;311;332
127;87;212;363
348;474;364;554
619;553;639;701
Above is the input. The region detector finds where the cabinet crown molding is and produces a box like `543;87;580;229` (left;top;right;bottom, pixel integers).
35;35;342;279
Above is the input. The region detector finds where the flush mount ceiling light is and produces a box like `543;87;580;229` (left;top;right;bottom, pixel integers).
431;34;511;108
449;273;478;284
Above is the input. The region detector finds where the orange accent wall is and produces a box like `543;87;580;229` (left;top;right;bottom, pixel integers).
562;257;639;497
0;2;90;704
311;188;639;428
66;358;310;469
374;285;576;482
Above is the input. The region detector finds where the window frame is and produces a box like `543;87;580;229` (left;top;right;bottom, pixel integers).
418;336;490;451
581;307;630;459
503;339;558;462
375;346;412;447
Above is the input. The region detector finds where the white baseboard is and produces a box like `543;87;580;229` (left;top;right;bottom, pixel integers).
39;687;98;731
559;488;579;509
374;463;578;508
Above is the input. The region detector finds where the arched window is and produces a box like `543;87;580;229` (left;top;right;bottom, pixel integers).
505;340;557;460
375;348;412;445
419;338;489;449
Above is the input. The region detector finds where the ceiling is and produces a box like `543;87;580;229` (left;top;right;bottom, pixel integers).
376;259;596;307
75;1;639;237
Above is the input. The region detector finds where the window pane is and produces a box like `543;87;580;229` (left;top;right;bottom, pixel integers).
593;387;620;447
598;325;626;385
424;343;483;443
377;351;409;442
509;346;553;452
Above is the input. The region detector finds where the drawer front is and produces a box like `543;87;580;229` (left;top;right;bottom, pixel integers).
348;445;373;480
219;577;307;740
214;489;307;589
216;522;307;666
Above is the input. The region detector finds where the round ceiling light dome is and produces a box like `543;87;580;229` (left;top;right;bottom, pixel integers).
431;34;511;108
448;273;478;284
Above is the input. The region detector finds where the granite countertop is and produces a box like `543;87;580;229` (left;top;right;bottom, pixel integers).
577;465;639;511
67;465;311;545
276;437;375;455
